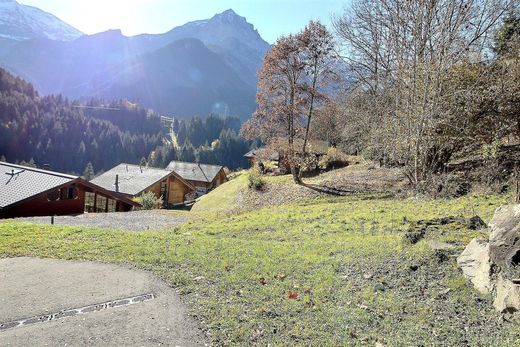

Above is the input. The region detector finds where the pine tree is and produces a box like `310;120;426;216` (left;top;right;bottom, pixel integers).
494;9;520;57
0;155;6;162
83;162;95;181
140;157;148;168
27;158;36;168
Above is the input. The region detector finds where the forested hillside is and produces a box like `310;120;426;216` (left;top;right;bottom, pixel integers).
0;68;251;174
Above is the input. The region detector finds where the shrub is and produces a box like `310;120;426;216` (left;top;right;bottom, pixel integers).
136;191;164;210
248;167;265;190
423;173;471;199
318;147;349;170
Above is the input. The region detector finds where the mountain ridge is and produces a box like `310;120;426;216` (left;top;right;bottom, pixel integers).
0;8;268;119
0;0;83;41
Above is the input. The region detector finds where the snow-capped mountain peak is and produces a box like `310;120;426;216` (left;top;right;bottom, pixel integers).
0;0;82;41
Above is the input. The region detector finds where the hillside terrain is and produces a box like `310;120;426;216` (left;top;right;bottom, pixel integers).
0;8;268;119
1;164;519;345
0;68;250;173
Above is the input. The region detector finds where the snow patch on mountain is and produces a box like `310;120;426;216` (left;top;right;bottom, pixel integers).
0;0;82;41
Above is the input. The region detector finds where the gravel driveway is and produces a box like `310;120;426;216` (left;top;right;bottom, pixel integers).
14;210;190;231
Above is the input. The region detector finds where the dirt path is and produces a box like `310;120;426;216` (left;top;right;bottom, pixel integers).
0;257;206;346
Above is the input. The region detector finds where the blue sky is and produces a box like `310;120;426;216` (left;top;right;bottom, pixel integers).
20;0;348;43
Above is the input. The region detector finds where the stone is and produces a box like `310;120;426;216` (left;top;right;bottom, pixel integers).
439;288;451;296
428;241;456;251
374;283;386;292
467;216;487;230
457;238;492;295
458;204;520;313
489;205;520;277
494;275;520;313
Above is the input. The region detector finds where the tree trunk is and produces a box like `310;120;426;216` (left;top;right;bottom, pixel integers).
299;64;319;182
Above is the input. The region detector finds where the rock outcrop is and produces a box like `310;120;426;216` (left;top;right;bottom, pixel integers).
457;238;492;295
457;205;520;313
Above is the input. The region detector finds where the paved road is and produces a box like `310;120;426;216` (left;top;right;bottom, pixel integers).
0;257;206;346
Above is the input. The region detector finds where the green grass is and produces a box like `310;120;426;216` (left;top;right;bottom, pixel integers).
191;172;248;213
0;191;519;346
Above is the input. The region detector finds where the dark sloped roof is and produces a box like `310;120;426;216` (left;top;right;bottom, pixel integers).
166;161;223;183
91;163;193;196
0;162;77;209
244;149;256;158
244;148;280;161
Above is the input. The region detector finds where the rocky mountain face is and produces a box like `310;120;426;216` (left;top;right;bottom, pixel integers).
0;0;82;41
0;7;269;120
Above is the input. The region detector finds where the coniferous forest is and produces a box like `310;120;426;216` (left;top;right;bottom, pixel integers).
0;68;251;174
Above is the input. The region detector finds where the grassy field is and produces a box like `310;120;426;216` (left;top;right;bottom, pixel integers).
1;175;520;346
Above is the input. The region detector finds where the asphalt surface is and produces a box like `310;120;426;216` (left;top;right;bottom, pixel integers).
0;257;206;346
14;210;189;231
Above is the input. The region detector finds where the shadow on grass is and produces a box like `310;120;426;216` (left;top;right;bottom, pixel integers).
300;182;395;200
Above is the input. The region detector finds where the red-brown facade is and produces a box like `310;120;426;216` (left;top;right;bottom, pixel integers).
0;179;136;219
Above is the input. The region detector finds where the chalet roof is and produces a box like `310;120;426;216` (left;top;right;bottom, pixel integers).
91;163;193;196
244;148;280;161
0;162;77;209
166;161;223;183
247;140;329;158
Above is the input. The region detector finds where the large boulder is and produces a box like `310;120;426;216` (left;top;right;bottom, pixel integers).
458;204;520;313
457;238;492;295
494;275;520;313
489;205;520;278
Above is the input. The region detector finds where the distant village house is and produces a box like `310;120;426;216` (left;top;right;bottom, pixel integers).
0;162;138;219
166;161;227;194
90;163;196;207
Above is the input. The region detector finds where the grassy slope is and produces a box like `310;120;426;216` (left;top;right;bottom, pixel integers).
1;176;520;346
191;173;248;213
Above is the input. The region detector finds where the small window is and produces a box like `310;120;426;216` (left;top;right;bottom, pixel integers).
160;180;167;195
96;195;107;213
107;199;117;213
47;190;60;201
84;192;95;213
60;186;78;200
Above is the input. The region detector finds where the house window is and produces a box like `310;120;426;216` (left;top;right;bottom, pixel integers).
47;190;60;201
160;180;167;198
107;199;117;213
84;192;95;213
96;195;107;213
60;186;78;200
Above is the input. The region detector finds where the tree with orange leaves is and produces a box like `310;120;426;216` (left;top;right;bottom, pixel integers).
241;21;337;183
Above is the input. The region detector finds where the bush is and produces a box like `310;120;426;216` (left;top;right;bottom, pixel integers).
318;147;349;170
423;173;471;199
248;167;265;190
136;191;164;210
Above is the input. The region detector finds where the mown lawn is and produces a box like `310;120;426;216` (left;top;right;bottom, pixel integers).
1;188;519;346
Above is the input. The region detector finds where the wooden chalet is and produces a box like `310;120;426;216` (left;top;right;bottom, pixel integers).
244;140;329;174
166;161;227;194
91;163;195;206
244;148;280;168
0;161;139;219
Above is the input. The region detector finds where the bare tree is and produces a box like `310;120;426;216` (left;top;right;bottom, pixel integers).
298;21;337;162
333;0;509;188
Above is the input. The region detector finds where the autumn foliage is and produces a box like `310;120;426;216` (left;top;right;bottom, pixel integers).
241;21;338;183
